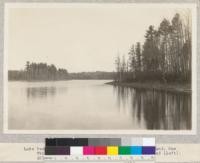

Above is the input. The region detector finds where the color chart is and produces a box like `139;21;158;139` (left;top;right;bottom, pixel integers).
45;138;156;160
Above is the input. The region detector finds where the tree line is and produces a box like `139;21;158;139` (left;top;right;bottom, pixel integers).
9;62;68;81
8;62;115;81
69;71;115;80
115;12;191;84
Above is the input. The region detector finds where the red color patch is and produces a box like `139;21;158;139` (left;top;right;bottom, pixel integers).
95;146;107;155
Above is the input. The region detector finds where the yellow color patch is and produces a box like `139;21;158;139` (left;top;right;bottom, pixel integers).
107;146;118;155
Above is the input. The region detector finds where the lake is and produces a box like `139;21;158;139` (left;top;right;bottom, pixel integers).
8;80;191;130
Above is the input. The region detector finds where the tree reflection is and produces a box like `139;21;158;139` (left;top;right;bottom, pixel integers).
26;87;56;99
114;86;191;130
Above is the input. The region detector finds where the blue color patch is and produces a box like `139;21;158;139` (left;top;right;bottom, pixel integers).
142;146;156;155
130;146;142;155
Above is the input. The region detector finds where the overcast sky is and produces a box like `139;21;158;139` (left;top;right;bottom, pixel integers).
6;4;191;72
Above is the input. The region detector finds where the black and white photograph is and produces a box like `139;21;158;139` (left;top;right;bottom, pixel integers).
4;3;196;132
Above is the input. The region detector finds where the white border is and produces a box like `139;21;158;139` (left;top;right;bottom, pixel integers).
3;3;197;135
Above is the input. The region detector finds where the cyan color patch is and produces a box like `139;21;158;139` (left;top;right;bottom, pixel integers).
130;146;142;155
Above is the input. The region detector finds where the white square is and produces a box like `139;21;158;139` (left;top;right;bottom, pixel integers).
70;147;83;155
142;138;155;146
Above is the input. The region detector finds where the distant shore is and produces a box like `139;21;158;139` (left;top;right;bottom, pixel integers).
8;78;112;82
106;81;191;93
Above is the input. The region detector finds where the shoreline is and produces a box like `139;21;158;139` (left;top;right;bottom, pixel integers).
8;79;112;82
106;81;191;93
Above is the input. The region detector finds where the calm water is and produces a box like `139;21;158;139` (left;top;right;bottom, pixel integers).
8;80;191;130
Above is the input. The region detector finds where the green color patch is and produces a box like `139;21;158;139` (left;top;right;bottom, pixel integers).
118;146;131;155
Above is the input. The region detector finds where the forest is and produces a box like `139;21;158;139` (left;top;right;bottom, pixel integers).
114;13;191;84
69;71;115;80
8;62;115;81
8;13;191;84
9;62;69;81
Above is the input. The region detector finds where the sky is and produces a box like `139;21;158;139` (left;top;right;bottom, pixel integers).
6;4;191;72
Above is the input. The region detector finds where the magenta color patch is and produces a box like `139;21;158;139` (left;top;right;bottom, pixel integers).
83;146;95;155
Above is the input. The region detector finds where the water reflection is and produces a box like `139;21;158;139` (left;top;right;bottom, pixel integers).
114;86;191;130
26;87;56;99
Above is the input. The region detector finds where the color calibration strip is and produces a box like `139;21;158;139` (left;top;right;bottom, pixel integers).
45;138;155;156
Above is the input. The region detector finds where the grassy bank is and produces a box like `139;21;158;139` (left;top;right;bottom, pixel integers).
106;81;191;93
